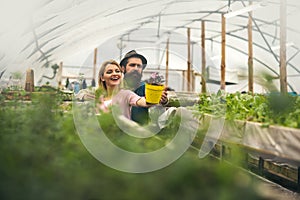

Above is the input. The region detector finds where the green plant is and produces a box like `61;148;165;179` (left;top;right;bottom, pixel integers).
194;91;300;128
195;90;226;118
145;72;165;85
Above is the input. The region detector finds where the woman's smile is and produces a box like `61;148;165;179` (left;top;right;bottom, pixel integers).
101;63;123;89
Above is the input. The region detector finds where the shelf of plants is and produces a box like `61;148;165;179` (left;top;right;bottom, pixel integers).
185;91;300;192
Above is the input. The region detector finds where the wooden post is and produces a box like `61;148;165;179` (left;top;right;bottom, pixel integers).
280;0;288;94
248;2;254;94
25;68;34;92
192;70;195;91
258;157;264;176
166;38;169;87
57;61;63;89
93;48;97;83
220;14;226;90
182;70;186;91
297;167;300;192
187;27;191;92
201;20;207;93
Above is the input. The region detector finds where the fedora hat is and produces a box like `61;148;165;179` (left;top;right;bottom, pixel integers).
120;50;147;69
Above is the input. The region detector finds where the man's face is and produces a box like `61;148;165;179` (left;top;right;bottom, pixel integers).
122;57;143;89
123;57;143;75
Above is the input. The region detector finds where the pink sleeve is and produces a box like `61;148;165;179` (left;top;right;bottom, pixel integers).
125;90;141;106
111;90;142;119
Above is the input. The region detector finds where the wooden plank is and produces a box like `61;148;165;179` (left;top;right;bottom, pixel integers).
201;20;207;93
280;0;288;93
248;2;254;93
220;14;226;90
187;27;191;92
166;38;169;86
57;61;63;89
93;48;97;82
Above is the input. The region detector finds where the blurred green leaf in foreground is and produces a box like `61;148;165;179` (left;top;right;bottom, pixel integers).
0;94;266;200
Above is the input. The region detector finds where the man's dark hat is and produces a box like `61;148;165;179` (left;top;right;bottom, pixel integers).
120;50;147;69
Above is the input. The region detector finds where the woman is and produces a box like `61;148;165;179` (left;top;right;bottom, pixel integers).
96;59;151;119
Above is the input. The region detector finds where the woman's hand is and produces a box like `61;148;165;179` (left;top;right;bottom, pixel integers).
136;97;150;107
96;95;111;113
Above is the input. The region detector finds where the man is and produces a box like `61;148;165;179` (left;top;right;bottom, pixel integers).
120;50;168;125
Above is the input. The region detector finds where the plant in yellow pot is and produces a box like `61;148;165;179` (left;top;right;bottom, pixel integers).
145;72;165;104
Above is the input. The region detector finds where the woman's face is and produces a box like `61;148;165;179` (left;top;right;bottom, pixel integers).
101;64;122;88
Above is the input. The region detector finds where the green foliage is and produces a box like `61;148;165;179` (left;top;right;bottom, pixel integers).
195;90;226;118
0;93;265;200
95;87;105;100
10;71;23;80
194;91;300;128
267;93;300;128
34;85;58;92
224;92;270;123
96;111;179;153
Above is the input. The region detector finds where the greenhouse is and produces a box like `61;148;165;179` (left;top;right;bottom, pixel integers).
1;0;300;199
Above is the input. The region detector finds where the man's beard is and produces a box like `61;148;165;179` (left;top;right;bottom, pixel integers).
124;70;142;90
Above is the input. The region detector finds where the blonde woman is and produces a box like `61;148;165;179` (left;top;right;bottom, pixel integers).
96;59;151;119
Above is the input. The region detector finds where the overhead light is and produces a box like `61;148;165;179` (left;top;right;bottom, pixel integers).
224;2;265;19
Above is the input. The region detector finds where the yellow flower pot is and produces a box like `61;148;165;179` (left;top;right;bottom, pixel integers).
145;83;164;104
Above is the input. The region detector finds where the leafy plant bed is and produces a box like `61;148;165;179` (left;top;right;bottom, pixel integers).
186;90;300;191
0;89;73;102
34;85;73;101
1;91;31;101
167;91;199;107
194;91;300;129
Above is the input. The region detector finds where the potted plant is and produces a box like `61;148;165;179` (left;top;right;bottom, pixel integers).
145;72;165;104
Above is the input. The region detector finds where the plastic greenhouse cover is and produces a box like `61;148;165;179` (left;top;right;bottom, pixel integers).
0;0;300;93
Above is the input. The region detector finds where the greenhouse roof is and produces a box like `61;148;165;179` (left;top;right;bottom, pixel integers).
1;0;300;93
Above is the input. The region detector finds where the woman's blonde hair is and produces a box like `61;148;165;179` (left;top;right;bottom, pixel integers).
98;59;122;91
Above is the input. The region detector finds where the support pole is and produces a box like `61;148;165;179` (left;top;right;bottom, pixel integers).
25;68;34;92
280;0;288;94
57;61;63;89
93;48;97;85
187;27;191;92
166;38;169;87
182;71;185;91
201;20;207;93
248;2;254;94
297;166;300;192
220;14;226;90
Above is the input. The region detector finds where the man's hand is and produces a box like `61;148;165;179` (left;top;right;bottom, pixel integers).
159;87;169;106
